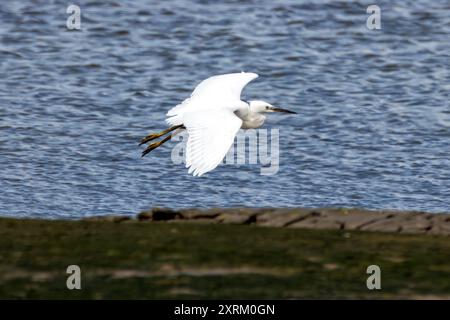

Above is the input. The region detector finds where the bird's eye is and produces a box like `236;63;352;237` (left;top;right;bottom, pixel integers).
266;106;270;110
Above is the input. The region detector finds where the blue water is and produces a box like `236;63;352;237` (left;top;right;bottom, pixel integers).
0;0;449;218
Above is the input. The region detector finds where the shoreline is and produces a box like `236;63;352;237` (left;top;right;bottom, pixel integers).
75;207;450;236
1;213;450;299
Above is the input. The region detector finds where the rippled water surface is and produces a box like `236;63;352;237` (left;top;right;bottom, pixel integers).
1;0;449;218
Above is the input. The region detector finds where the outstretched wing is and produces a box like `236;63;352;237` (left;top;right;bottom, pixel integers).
166;72;258;125
184;109;242;177
190;72;258;102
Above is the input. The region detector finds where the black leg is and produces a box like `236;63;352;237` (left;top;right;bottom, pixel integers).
139;124;183;146
141;134;172;157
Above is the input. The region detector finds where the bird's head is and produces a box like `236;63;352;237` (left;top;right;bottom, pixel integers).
248;100;297;114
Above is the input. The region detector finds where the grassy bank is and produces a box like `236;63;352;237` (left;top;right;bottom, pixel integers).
0;218;449;299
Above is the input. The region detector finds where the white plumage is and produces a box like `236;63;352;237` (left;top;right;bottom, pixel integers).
166;72;258;176
140;72;296;176
166;72;258;126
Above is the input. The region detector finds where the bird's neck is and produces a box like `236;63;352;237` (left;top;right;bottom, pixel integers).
235;101;250;114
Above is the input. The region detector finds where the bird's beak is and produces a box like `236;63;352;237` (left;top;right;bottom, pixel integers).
271;107;297;114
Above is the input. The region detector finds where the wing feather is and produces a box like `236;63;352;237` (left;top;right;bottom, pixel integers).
190;72;258;102
166;72;258;126
183;109;242;176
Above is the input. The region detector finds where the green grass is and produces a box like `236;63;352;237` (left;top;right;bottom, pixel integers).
0;218;449;299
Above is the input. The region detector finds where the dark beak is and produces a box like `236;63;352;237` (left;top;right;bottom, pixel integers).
271;107;297;114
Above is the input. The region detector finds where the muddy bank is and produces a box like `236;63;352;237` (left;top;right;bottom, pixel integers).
1;217;450;299
86;208;450;236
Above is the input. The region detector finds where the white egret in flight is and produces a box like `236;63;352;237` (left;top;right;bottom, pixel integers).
139;72;296;176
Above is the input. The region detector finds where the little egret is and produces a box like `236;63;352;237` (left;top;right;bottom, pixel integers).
139;72;296;176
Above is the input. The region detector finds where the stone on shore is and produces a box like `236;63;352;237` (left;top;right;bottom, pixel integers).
257;209;311;227
137;208;182;221
132;208;450;236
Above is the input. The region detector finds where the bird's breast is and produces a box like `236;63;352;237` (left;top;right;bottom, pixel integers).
240;114;266;129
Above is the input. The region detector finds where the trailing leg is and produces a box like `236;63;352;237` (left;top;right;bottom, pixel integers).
139;124;183;146
141;134;172;157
